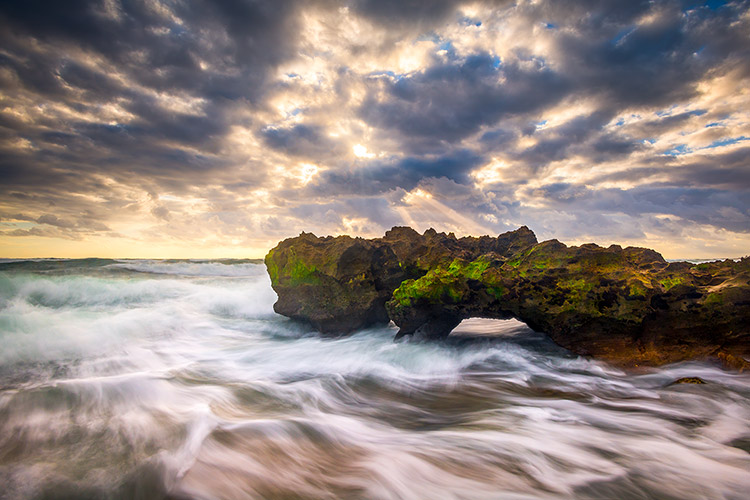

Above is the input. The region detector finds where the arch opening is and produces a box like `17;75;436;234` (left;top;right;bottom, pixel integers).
448;317;534;338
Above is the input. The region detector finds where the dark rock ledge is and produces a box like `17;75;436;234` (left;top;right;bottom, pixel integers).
265;226;750;369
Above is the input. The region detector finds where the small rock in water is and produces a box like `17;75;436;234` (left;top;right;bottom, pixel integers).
668;377;707;386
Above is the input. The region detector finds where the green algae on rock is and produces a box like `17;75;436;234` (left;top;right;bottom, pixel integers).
265;227;750;367
668;377;707;386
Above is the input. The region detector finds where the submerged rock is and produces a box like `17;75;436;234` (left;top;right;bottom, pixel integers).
265;227;750;367
668;377;707;386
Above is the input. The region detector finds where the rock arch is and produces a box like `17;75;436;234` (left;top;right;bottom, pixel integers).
265;226;750;368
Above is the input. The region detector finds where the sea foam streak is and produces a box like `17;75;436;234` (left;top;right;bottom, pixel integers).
0;260;748;499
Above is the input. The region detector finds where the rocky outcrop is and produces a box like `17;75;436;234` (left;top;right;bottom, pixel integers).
264;226;536;333
265;227;750;367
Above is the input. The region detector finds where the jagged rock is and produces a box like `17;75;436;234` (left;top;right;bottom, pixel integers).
265;226;750;367
717;351;749;372
264;232;406;333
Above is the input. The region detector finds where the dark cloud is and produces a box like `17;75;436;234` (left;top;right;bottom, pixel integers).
671;147;750;190
0;0;748;255
511;112;615;169
478;128;517;149
586;146;750;191
350;0;463;27
360;53;571;150
36;214;76;229
638;110;708;134
312;149;485;196
589;133;645;161
0;0;301;97
524;182;750;233
0;0;303;196
357;0;749;158
262;124;339;158
555;1;749;111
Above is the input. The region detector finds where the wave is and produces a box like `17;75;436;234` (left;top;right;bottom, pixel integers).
109;259;266;277
0;270;277;367
3;321;747;500
0;257;119;273
0;258;266;278
1;260;749;500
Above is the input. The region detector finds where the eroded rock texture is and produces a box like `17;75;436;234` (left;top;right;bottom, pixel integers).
265;227;750;367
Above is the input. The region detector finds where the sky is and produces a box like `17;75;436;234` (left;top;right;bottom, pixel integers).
0;0;749;259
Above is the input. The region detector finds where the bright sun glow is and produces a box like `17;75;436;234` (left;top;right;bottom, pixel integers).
402;188;433;204
298;163;320;184
472;159;511;187
352;144;375;158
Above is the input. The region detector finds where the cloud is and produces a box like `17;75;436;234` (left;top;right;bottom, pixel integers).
36;214;76;228
351;0;462;26
360;53;571;150
151;206;170;221
312;149;485;195
522;182;750;233
262;124;340;158
0;0;748;258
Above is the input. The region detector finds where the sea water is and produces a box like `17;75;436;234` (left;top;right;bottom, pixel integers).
0;259;748;499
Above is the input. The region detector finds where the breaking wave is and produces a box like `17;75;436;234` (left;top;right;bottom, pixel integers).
110;259;265;277
0;260;748;499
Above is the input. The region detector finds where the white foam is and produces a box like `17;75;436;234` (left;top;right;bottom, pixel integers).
1;263;749;500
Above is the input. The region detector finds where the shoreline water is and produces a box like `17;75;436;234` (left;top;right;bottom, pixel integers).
1;259;748;499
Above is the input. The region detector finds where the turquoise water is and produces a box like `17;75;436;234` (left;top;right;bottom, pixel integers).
0;260;748;499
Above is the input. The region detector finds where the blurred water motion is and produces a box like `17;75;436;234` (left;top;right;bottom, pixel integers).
0;259;748;499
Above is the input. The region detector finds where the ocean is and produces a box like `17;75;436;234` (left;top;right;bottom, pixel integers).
0;259;748;499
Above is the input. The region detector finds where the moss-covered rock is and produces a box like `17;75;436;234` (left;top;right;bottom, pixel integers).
265;227;750;367
667;377;707;386
264;232;407;333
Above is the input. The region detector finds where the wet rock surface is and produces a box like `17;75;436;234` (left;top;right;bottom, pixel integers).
265;227;750;367
668;377;707;386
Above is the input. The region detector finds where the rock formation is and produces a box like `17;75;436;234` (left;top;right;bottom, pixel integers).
265;226;750;368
